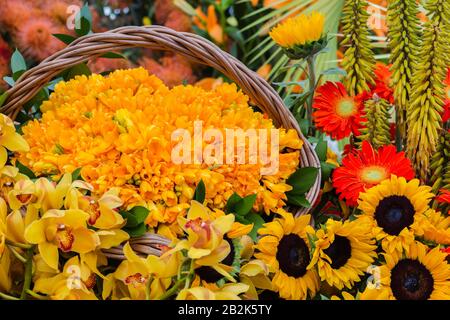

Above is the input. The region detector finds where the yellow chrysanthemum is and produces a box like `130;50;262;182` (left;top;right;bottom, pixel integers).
269;11;325;48
361;241;450;300
308;217;378;290
358;175;434;254
254;210;320;300
18;68;303;224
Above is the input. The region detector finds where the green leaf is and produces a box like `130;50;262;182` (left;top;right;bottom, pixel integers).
296;118;310;137
193;179;206;203
100;52;126;59
235;194;257;216
11;49;26;74
315;140;327;162
286;167;319;195
226;16;238;27
15;161;36;179
12;70;25;82
75;4;92;37
286;193;311;208
225;192;242;214
245;212;265;241
124;223;147;238
0;92;8;108
321;67;347;76
63;63;91;81
221;0;234;10
128;206;150;225
53;34;76;45
71;167;83;181
321;162;336;181
2;77;14;87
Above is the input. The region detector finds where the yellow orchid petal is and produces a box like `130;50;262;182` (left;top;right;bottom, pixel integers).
97;229;129;249
0;147;6;169
2;132;29;152
71;228;100;253
6;210;26;243
24;219;47;244
39;242;59;270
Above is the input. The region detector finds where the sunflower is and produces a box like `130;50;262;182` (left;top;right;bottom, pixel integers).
333;141;415;206
358;175;434;254
361;241;450;300
254;210;319;300
269;12;327;59
312;81;363;140
308;217;378;290
414;209;450;245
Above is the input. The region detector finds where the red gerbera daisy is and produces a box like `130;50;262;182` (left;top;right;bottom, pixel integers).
436;189;450;207
313;81;363;140
332;141;415;206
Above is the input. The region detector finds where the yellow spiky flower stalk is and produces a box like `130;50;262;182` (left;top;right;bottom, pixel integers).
358;96;392;149
341;0;376;96
406;0;450;181
387;0;421;141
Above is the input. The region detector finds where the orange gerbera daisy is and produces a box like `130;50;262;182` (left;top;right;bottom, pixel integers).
313;81;363;140
332;141;415;206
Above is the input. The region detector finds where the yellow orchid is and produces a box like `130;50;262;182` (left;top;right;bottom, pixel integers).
7;178;37;210
239;259;272;299
24;209;100;270
0;248;11;292
0;114;29;170
0;165;27;200
169;201;235;280
67;187;125;230
176;283;249;300
36;173;93;213
103;242;180;300
33;256;97;300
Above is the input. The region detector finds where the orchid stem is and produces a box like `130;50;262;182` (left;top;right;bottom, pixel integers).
6;240;32;250
158;279;184;300
0;291;20;300
25;290;48;300
145;276;153;300
20;247;34;300
7;245;27;263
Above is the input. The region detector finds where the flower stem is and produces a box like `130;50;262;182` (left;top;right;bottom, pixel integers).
158;279;184;300
6;240;33;249
145;276;153;300
20;247;34;300
25;290;48;300
7;245;27;263
0;291;20;300
306;55;317;135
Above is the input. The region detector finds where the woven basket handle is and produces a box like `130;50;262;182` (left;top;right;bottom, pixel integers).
1;26;320;215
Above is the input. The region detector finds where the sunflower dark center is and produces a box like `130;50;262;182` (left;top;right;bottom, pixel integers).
195;237;235;283
374;195;415;235
391;259;434;300
276;234;310;278
323;235;352;269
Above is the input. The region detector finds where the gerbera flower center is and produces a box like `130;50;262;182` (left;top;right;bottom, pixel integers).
374;195;415;235
323;235;352;269
390;259;434;300
360;166;387;184
336;99;356;117
276;234;310;278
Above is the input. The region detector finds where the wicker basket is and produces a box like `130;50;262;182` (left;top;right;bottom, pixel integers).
0;26;321;258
